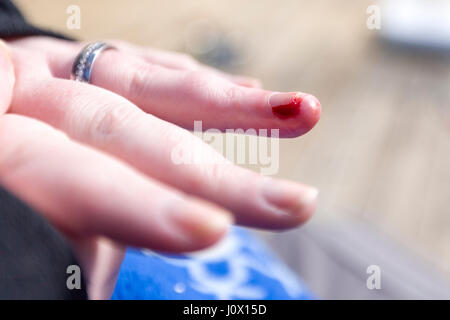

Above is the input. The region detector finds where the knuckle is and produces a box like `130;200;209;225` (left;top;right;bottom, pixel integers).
91;103;140;137
126;61;158;98
223;85;243;106
191;161;232;194
183;70;212;94
205;162;227;187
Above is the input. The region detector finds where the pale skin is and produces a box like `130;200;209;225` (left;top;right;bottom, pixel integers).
0;37;321;299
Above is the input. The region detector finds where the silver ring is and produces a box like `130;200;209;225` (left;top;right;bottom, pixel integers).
70;41;115;83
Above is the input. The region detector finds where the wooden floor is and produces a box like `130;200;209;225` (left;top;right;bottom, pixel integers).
17;0;450;276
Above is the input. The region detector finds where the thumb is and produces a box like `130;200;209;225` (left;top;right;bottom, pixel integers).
0;39;14;115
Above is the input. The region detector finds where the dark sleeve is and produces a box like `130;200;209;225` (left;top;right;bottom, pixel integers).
0;0;70;39
0;185;88;299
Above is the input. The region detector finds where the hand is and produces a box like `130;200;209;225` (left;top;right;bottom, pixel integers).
0;36;320;299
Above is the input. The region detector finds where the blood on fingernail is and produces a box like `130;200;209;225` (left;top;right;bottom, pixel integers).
271;94;303;119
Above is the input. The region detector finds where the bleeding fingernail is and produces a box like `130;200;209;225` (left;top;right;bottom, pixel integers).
269;92;321;128
261;178;318;219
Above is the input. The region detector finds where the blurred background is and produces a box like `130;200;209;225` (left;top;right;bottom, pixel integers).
15;0;450;298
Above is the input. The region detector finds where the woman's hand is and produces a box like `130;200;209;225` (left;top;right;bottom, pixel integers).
0;36;321;299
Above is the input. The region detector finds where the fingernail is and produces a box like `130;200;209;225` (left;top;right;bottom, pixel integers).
0;39;14;114
269;92;321;123
261;178;318;217
168;198;234;241
194;205;233;236
0;39;11;58
0;40;14;80
0;39;14;79
269;92;301;106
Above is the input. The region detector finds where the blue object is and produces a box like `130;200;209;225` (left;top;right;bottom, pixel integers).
112;227;314;300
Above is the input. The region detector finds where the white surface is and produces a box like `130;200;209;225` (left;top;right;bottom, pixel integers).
380;0;450;50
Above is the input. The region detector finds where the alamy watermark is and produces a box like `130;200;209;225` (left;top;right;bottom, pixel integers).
66;264;82;290
66;5;81;30
366;5;381;30
366;265;381;290
171;121;280;175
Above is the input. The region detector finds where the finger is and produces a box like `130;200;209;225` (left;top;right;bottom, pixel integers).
0;40;15;115
110;40;263;88
0;114;232;252
91;51;320;138
46;42;320;138
70;237;125;300
10;77;317;229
